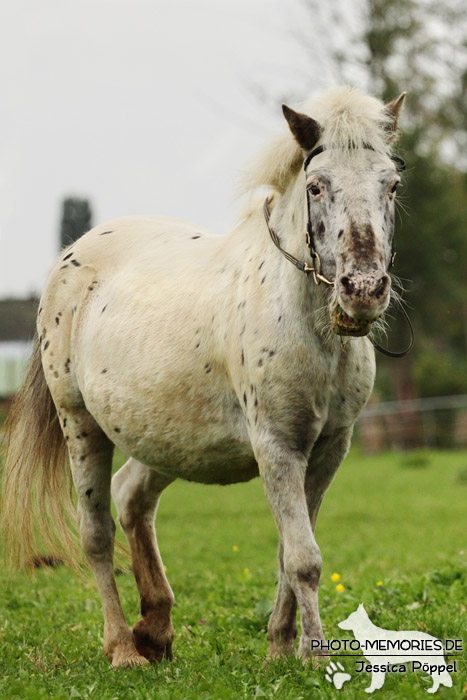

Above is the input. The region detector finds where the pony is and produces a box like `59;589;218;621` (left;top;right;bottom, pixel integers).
1;86;406;667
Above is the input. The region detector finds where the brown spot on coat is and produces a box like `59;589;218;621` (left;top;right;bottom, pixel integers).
297;568;320;588
349;220;376;261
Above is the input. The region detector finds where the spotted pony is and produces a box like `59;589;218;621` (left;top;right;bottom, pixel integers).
2;86;405;667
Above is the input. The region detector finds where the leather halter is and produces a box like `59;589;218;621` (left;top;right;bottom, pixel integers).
263;145;414;358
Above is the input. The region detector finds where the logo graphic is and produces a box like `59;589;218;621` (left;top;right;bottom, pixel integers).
335;603;454;694
325;660;351;689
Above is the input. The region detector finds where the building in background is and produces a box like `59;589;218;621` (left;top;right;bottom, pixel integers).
0;298;37;398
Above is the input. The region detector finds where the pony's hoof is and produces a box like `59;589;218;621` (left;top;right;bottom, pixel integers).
110;645;150;668
297;639;329;666
310;652;330;669
132;620;173;663
266;643;295;661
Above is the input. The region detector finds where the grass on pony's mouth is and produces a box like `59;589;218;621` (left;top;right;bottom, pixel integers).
331;303;373;337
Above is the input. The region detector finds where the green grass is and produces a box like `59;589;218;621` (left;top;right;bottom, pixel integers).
1;448;466;699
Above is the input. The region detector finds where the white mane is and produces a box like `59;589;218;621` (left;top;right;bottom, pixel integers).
240;86;396;196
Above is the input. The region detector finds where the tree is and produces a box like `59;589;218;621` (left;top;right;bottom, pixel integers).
59;197;92;249
356;0;467;403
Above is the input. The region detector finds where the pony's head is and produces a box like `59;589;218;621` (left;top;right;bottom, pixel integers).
283;87;405;336
244;87;406;338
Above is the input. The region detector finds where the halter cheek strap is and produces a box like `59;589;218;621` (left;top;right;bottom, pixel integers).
263;198;333;285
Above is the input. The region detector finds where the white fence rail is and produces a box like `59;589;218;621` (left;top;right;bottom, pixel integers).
357;395;467;450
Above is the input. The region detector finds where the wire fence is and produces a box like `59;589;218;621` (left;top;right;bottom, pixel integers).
357;395;467;451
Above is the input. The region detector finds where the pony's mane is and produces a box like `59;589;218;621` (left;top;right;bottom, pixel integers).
240;86;396;196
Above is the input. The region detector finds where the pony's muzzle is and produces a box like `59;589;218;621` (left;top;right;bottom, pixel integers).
338;272;390;321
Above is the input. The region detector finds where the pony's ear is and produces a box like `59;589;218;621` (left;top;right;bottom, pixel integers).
385;92;406;136
282;105;321;152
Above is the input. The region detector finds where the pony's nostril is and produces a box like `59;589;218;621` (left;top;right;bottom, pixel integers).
373;274;390;298
340;276;354;295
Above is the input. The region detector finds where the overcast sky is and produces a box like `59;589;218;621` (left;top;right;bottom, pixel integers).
0;0;363;299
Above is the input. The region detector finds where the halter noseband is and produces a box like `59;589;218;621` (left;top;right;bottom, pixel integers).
263;145;414;358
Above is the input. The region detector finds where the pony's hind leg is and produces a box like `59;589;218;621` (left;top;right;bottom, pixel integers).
66;411;148;667
112;458;175;662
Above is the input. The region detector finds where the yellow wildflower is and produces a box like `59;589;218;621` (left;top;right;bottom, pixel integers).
376;581;383;586
243;568;249;575
232;545;239;552
336;583;345;593
331;572;341;583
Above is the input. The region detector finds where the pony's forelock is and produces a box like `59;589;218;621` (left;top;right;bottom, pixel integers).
239;86;396;199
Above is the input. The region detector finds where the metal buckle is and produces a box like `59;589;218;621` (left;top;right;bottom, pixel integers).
307;251;334;286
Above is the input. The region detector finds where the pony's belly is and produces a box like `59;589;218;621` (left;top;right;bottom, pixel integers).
78;366;258;484
146;439;259;485
123;429;259;485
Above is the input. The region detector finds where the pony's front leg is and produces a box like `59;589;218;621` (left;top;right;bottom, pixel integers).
258;443;325;662
305;429;353;530
267;541;297;658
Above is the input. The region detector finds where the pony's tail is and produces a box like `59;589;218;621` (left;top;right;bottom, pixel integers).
0;335;81;571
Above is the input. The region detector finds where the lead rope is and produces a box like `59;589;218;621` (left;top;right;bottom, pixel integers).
370;303;414;358
263;197;414;359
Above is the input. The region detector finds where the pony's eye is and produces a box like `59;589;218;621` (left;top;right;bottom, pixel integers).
309;184;321;196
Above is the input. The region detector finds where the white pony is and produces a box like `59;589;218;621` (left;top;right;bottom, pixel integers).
2;86;406;667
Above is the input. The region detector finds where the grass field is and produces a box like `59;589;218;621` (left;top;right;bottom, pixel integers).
0;447;466;699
